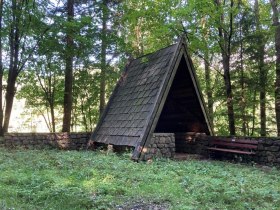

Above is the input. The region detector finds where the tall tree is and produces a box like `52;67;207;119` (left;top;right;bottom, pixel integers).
214;0;236;135
0;0;4;135
255;0;267;136
62;0;74;132
0;0;48;134
3;0;45;133
99;0;109;116
270;0;280;136
204;47;214;125
3;0;20;133
238;11;247;135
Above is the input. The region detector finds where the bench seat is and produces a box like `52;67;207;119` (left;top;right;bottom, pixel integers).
207;138;258;155
207;147;256;155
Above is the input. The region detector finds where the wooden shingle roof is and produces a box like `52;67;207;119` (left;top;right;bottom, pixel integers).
91;39;213;160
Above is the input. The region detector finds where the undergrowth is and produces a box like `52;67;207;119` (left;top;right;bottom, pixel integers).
0;148;279;210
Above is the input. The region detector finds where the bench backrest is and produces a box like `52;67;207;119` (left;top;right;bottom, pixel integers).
210;138;258;150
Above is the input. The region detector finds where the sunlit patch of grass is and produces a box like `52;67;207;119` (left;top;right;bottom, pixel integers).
0;148;279;209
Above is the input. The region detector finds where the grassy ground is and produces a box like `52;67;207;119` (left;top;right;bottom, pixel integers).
0;148;279;210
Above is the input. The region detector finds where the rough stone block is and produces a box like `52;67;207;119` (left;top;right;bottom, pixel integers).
165;137;171;144
268;146;279;152
23;140;29;144
263;139;273;146
274;141;280;146
159;137;166;144
258;144;264;150
165;152;171;158
170;143;175;147
149;148;156;154
161;148;168;154
267;155;276;162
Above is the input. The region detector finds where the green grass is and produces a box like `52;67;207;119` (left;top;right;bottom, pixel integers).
0;148;279;210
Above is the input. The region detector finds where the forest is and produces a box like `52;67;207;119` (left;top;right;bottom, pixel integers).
0;0;279;137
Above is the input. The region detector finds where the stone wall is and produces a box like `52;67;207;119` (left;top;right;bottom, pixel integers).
255;138;280;165
141;133;175;160
175;132;208;155
0;132;91;150
1;132;279;166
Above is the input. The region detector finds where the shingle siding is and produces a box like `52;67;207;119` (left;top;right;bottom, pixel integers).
92;44;178;147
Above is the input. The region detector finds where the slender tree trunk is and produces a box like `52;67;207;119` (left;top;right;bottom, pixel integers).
3;76;17;132
204;49;213;124
50;103;55;132
251;89;257;136
0;0;4;136
3;0;20;132
222;55;235;135
259;46;266;136
2;0;46;133
62;0;74;132
50;74;56;132
270;0;280;136
255;0;267;136
239;23;246;136
40;109;51;132
88;106;93;131
215;0;235;135
81;99;88;131
99;0;108;116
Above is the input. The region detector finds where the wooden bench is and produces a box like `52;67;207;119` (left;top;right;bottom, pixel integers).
207;138;258;155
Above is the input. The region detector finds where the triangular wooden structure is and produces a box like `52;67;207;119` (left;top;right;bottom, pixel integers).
91;39;213;160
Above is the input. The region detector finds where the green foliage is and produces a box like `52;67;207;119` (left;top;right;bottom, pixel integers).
0;149;280;209
1;0;276;135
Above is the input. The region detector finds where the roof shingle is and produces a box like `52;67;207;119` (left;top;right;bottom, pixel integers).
92;43;178;147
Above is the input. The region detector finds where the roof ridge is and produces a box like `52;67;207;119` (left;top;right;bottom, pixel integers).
134;43;177;61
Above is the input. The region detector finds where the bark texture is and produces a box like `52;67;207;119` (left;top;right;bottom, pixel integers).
204;50;213;125
99;0;108;116
255;0;267;136
215;0;236;135
0;0;4;135
62;0;74;132
3;0;20;133
270;0;280;136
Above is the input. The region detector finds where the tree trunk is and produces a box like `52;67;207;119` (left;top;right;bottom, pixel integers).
215;0;236;135
239;22;246;136
50;103;55;132
0;0;4;136
81;98;88;131
50;76;56;133
62;0;74;132
99;0;108;116
270;0;280;136
3;76;17;132
259;44;266;137
222;55;235;135
2;0;46;133
3;0;20;133
251;89;257;136
255;0;267;137
204;49;213;125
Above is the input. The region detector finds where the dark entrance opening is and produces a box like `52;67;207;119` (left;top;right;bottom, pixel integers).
154;56;210;153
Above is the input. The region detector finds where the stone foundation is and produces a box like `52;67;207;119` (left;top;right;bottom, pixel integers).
141;133;175;160
0;132;91;150
256;138;280;165
0;132;279;166
175;132;208;155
